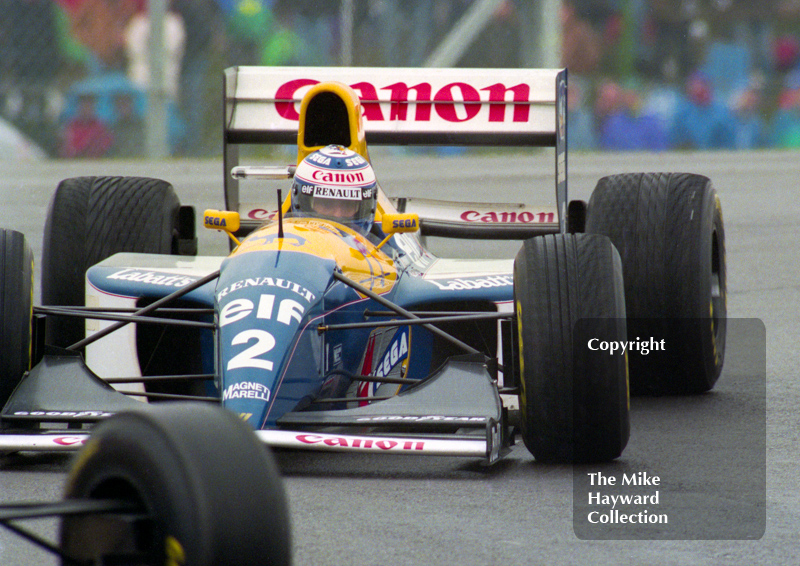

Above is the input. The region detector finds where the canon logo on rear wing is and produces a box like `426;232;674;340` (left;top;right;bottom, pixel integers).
275;79;535;123
461;211;556;224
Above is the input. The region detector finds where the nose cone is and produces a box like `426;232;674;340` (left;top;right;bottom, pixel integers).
215;249;333;429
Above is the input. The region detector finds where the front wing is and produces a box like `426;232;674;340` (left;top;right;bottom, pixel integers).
0;427;504;462
0;352;512;464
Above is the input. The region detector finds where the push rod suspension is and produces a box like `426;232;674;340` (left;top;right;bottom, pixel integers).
321;312;510;332
330;271;479;355
35;307;214;329
67;270;220;351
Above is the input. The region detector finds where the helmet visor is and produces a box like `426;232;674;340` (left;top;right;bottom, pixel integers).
293;182;376;227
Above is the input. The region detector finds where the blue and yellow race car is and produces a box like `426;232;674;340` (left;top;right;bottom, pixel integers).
0;66;726;470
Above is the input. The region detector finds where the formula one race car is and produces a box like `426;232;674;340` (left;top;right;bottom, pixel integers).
0;67;727;476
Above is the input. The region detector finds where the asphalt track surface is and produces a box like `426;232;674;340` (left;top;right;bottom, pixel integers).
0;149;793;565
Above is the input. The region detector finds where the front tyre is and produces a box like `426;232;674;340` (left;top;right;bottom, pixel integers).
61;403;291;566
514;233;629;463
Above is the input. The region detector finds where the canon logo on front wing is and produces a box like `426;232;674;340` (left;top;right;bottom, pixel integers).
53;436;88;446
275;79;532;123
296;434;424;451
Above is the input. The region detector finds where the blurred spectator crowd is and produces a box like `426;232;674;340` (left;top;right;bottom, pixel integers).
4;0;800;158
1;0;498;158
564;0;800;151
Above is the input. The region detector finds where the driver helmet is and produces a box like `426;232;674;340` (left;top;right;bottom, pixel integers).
290;145;378;236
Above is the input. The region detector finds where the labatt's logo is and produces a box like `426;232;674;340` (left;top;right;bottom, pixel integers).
429;275;513;291
276;79;531;123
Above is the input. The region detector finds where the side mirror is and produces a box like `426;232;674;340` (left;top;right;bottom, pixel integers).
375;213;420;251
204;209;241;245
381;213;420;235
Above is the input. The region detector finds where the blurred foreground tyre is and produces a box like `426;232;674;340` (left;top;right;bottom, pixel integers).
0;229;33;407
61;403;291;566
514;233;629;463
586;173;726;394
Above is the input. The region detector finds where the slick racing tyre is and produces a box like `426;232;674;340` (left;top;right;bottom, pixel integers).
0;229;33;408
41;177;182;349
61;403;291;566
513;233;629;463
586;173;726;394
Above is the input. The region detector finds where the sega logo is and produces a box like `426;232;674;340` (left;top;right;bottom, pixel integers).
275;79;532;123
346;155;367;166
375;328;409;379
392;218;417;229
205;215;229;227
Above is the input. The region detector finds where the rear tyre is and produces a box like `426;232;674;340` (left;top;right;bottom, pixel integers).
513;233;629;463
41;176;181;348
61;403;291;566
0;229;33;407
586;173;726;394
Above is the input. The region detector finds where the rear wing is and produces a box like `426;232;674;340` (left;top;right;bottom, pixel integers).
223;66;569;234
